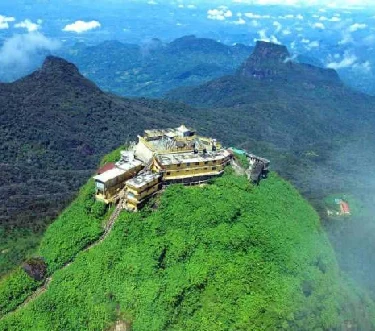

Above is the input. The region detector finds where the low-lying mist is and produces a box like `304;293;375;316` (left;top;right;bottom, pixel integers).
322;139;375;297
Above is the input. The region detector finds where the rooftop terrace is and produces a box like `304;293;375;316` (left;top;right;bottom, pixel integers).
157;150;230;166
126;172;161;189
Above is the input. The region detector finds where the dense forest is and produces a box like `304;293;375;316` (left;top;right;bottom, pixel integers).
1;167;374;330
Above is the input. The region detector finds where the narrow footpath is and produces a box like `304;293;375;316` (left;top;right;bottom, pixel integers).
2;200;124;317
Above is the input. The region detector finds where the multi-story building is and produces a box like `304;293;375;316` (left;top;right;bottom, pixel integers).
124;172;162;211
93;151;143;204
94;125;266;210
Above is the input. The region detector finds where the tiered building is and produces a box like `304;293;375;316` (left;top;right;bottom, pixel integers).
94;125;267;211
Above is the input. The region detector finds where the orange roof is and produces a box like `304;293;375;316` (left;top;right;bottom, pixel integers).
340;202;350;214
97;162;116;175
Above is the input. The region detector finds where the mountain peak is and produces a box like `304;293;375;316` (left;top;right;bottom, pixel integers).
237;41;340;85
237;41;292;79
252;41;290;62
15;55;101;95
40;56;80;76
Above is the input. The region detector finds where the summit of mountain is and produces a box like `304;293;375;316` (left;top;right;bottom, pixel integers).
237;41;340;85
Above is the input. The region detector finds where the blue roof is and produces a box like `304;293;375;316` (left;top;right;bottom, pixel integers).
230;148;246;155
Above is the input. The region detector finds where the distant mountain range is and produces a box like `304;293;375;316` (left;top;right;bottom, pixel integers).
167;41;375;161
58;35;253;97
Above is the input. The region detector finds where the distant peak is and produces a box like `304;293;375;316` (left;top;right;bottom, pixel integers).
237;41;340;85
252;41;290;61
41;56;80;75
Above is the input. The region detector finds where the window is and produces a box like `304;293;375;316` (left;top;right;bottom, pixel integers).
187;162;191;166
212;160;217;164
177;163;181;167
212;167;217;170
195;162;200;166
204;161;208;165
204;167;208;170
167;172;171;175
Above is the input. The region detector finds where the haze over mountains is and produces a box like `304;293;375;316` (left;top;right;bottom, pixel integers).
58;36;253;97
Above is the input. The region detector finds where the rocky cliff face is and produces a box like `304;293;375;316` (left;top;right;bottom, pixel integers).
237;41;341;86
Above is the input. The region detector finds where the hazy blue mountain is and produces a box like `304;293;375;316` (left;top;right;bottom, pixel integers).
58;35;253;97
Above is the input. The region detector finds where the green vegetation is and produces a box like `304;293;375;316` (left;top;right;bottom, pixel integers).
233;151;249;169
0;229;41;278
1;171;374;330
0;269;41;318
38;179;108;273
99;145;124;167
60;36;252;98
0;179;110;317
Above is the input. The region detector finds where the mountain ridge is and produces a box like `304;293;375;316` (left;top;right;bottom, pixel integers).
58;36;253;97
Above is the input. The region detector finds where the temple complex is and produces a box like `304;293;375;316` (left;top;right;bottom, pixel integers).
94;125;269;211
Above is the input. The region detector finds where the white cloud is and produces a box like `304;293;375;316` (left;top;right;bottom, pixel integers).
63;20;101;33
0;32;60;69
147;0;158;4
278;14;294;19
358;61;371;72
282;28;292;35
313;22;325;29
187;4;197;9
309;41;320;47
302;38;311;43
207;6;233;21
362;34;375;46
329;16;341;21
232;0;374;6
326;51;358;69
232;17;246;25
244;12;271;19
254;29;281;44
251;20;260;27
0;15;15;30
273;21;282;33
339;32;354;44
14;19;41;32
348;23;367;32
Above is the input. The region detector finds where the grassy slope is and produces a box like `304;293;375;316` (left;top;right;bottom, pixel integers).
1;171;374;330
0;180;109;318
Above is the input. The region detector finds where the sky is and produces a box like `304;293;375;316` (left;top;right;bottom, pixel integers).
0;0;375;83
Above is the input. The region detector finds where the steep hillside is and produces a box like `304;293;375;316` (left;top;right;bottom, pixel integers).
59;35;253;97
1;170;374;330
0;56;195;274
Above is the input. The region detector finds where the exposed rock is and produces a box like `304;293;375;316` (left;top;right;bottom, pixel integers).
237;40;341;85
22;257;47;281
